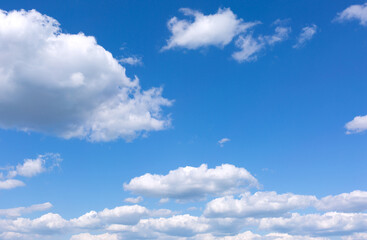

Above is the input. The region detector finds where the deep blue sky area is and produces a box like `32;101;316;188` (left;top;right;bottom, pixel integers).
0;1;367;239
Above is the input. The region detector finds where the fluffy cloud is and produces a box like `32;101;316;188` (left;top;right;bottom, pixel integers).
257;212;367;236
162;8;258;50
316;190;367;212
0;9;171;142
70;233;120;240
0;153;61;190
345;115;367;134
0;202;52;218
335;3;367;26
0;179;25;190
293;24;317;48
204;192;317;218
123;164;259;201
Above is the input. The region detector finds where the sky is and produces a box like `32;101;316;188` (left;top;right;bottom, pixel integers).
1;0;367;239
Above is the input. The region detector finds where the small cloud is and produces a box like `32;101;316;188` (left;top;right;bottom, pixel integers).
124;196;143;204
119;56;143;66
345;115;367;134
159;198;170;204
218;138;230;147
293;24;318;48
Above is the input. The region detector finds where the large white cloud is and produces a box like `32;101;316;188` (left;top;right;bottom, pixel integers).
316;190;367;212
162;8;258;50
204;191;317;218
123;164;259;201
335;3;367;26
0;9;171;142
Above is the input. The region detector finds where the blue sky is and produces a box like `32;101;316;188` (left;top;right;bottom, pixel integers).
1;0;367;239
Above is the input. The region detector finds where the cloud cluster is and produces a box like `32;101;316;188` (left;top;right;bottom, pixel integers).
123;164;259;201
0;9;171;142
0;153;61;190
1;164;367;239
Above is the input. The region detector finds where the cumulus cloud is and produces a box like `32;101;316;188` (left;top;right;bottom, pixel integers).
123;164;259;201
293;24;317;48
0;153;61;190
162;8;258;50
257;212;367;236
0;9;171;142
0;202;52;218
335;3;367;26
316;190;367;212
204;191;317;218
345;115;367;134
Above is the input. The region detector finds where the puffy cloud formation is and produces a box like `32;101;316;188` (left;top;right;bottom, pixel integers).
204;192;317;218
0;202;52;217
293;24;317;48
162;8;258;50
345;115;367;134
123;164;259;200
316;190;367;212
0;9;171;142
0;153;61;190
335;3;367;26
2;164;367;239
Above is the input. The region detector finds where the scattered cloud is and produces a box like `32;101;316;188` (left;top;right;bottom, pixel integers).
124;196;143;204
0;153;61;190
232;20;290;62
335;3;367;26
0;202;52;218
0;9;171;142
293;24;317;48
162;8;258;50
345;115;367;134
123;164;259;201
218;138;230;147
118;56;142;66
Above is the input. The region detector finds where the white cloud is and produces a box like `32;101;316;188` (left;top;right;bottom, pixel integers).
0;9;171;142
232;21;290;62
257;212;367;236
293;24;317;48
316;190;367;212
204;191;317;218
124;196;143;204
345;115;367;134
0;179;25;190
335;3;367;26
194;232;327;240
70;233;120;240
123;164;259;200
163;8;258;50
118;56;142;66
0;202;52;218
218;138;230;147
342;232;367;240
